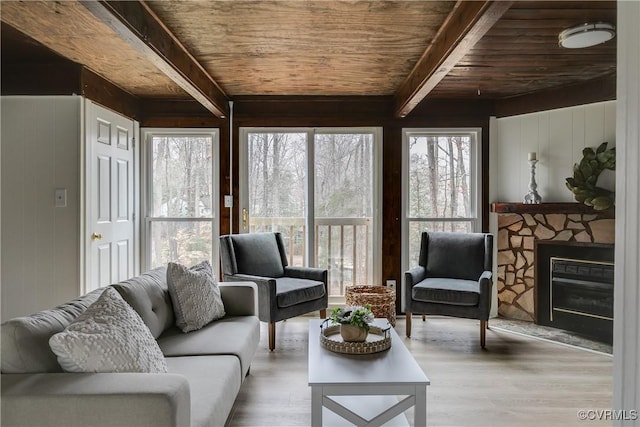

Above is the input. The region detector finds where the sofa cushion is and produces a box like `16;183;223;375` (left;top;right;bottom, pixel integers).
166;355;242;427
49;288;168;373
167;260;225;333
0;372;190;427
157;315;259;378
112;266;173;339
231;233;285;278
412;278;480;306
276;277;325;308
1;288;104;373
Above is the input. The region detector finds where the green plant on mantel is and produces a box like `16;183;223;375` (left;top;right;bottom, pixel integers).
565;142;616;210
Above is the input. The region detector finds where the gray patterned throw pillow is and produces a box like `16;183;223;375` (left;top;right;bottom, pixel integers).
167;260;225;333
48;287;168;373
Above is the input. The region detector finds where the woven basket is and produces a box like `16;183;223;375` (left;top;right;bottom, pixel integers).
345;285;396;326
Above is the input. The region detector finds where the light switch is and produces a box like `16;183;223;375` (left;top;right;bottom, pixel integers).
224;195;233;208
55;188;67;207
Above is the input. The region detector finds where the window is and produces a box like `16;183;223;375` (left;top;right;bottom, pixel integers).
314;132;376;293
402;129;481;270
142;129;219;270
240;128;382;300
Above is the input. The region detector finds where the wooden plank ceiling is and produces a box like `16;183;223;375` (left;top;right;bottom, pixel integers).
0;0;617;117
0;1;185;97
146;0;455;97
430;1;617;98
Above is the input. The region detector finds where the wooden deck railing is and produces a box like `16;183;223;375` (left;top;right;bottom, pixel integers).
250;217;372;296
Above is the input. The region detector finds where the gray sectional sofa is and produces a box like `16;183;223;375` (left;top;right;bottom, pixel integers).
1;267;260;427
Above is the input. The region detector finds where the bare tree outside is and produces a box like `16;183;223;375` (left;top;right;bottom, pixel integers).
149;135;213;268
247;131;375;296
248;132;306;264
408;133;475;265
315;133;373;295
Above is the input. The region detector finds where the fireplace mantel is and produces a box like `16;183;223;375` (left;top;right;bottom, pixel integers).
491;202;614;217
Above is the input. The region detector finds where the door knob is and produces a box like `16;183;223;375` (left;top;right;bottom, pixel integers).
91;233;103;241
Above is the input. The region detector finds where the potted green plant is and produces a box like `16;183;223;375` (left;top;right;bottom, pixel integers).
330;305;375;342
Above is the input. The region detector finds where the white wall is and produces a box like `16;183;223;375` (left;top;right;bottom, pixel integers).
613;0;640;423
1;96;82;321
493;101;616;203
489;117;499;317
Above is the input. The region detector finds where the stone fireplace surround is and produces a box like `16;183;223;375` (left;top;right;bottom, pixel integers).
491;203;615;321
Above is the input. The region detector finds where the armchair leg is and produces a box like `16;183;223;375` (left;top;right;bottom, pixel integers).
268;322;276;351
480;320;487;349
319;309;327;319
406;312;412;337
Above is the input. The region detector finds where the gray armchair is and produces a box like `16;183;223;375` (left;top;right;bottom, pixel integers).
219;232;328;350
405;231;494;348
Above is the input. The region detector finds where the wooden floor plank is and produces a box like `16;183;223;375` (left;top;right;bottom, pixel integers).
228;316;612;427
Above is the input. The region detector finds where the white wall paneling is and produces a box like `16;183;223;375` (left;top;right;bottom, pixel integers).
492;100;616;204
613;0;640;423
1;96;82;321
488;117;499;318
495;116;521;201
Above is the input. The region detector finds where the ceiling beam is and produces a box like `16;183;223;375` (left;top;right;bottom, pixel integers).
394;0;513;118
80;0;228;118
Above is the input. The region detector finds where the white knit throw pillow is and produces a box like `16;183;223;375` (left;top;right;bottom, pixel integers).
49;287;168;373
167;260;225;333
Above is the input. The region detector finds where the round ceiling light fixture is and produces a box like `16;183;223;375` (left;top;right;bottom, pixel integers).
559;22;616;49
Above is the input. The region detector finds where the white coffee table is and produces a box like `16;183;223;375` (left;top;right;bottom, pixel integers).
308;319;430;426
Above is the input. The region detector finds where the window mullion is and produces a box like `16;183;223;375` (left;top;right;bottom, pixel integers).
306;129;315;267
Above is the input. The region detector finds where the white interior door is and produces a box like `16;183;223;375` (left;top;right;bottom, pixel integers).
85;101;136;292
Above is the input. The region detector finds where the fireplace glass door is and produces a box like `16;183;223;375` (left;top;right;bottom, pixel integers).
551;257;614;321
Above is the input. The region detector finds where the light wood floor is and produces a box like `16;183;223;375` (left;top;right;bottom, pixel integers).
227;316;612;427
